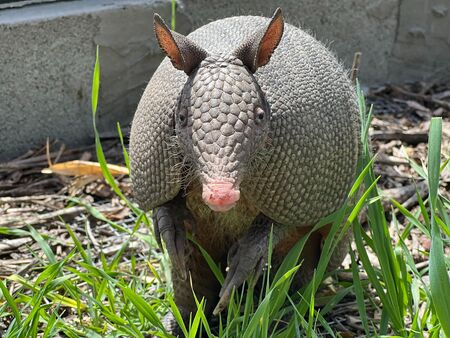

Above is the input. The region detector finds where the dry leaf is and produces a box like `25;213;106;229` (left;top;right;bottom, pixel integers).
42;160;128;177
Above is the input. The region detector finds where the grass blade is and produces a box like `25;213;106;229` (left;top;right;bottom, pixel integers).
117;122;131;171
121;285;166;332
0;280;21;326
427;118;450;336
349;249;370;335
27;225;56;264
171;0;176;30
427;118;442;207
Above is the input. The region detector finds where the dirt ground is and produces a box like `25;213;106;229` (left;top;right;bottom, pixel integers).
0;81;449;335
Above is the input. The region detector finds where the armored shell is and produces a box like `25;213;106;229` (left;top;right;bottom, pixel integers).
130;15;360;227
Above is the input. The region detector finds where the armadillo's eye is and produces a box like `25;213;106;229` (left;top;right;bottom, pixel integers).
254;106;265;124
178;110;188;127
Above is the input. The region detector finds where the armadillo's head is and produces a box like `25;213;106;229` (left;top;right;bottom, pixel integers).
154;9;284;212
176;56;271;212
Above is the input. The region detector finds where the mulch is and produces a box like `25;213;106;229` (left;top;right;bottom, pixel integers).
0;81;449;336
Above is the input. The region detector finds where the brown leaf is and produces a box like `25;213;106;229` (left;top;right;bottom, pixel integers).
42;160;128;177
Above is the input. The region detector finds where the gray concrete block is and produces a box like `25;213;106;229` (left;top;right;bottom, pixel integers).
0;0;182;160
0;9;97;160
388;0;450;82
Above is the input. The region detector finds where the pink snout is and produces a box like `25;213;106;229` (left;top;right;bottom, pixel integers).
202;181;240;212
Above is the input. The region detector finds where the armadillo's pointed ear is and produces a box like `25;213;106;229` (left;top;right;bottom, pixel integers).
154;14;209;75
233;8;284;73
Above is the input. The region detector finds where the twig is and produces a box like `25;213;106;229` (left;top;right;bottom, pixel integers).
0;258;35;277
371;130;428;144
381;181;427;203
84;218;100;248
0;195;64;204
392;85;450;110
376;140;401;153
0;178;62;197
350;52;362;84
0;238;33;251
376;153;408;166
0;204;123;227
401;181;429;210
415;260;429;270
337;271;368;282
54;144;66;163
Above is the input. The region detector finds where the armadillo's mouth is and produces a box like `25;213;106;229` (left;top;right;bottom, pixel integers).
202;181;240;213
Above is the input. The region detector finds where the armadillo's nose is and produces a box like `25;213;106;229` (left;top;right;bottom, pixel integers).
202;181;240;212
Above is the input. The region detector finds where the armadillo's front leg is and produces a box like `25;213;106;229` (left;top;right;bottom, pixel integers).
213;214;287;314
152;193;194;280
165;242;221;336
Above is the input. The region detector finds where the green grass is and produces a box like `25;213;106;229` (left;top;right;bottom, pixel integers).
1;43;449;337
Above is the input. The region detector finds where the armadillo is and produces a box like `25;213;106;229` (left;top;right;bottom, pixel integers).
130;8;360;333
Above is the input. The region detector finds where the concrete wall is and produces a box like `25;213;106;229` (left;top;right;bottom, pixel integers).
390;0;450;82
0;0;449;160
0;0;183;160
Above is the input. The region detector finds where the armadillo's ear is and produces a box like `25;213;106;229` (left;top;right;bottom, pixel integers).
233;8;284;73
154;14;209;75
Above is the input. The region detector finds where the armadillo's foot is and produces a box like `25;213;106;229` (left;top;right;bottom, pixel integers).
153;195;195;280
213;215;271;315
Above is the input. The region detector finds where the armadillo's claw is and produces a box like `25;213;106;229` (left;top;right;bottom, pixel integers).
152;213;164;252
213;235;268;315
152;203;188;280
163;223;187;281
